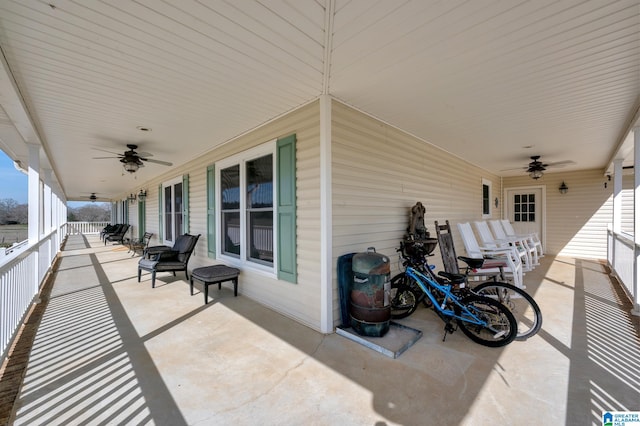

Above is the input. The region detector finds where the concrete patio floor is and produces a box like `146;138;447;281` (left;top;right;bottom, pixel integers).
3;234;640;425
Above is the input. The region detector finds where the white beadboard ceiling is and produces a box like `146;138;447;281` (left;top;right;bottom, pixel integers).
0;0;638;201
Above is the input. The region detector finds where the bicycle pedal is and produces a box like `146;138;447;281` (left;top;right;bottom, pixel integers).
442;323;456;341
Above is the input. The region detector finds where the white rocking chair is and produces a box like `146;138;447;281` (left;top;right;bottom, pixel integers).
500;219;544;258
489;219;539;268
457;222;525;289
474;221;534;272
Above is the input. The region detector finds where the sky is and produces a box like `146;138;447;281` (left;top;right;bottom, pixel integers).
0;149;103;208
0;149;28;204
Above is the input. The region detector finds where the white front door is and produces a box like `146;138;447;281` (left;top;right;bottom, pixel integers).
504;186;545;248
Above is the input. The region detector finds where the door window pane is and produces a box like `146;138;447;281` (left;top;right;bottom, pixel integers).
513;193;536;222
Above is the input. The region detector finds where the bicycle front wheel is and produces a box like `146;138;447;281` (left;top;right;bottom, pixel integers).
389;273;420;319
455;295;517;347
472;282;542;341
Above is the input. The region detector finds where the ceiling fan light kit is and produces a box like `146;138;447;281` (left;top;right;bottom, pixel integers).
123;161;139;173
527;155;546;180
529;169;544;180
93;143;173;175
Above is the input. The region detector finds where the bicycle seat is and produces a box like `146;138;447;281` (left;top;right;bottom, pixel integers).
457;256;485;269
437;271;466;284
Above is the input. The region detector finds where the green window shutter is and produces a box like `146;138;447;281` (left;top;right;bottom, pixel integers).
277;134;297;283
158;183;163;241
182;174;190;234
207;165;216;258
138;200;146;239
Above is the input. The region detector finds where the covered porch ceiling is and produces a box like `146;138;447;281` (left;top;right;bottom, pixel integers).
0;0;639;202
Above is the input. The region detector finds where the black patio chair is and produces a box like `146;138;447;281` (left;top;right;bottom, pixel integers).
104;224;130;245
137;234;201;288
100;224;119;241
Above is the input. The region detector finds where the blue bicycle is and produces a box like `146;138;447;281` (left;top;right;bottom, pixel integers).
393;265;518;347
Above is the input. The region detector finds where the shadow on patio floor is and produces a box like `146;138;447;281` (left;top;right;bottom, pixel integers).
2;235;639;425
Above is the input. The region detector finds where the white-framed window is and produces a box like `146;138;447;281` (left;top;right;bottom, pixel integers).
162;176;183;246
217;140;276;272
482;178;492;218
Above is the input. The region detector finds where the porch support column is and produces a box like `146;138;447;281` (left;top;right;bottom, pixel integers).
633;127;640;316
319;94;333;333
613;159;623;234
27;143;40;244
42;168;52;233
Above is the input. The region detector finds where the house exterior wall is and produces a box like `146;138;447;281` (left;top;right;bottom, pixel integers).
330;101;502;325
503;169;612;259
121;97;616;331
126;101;323;330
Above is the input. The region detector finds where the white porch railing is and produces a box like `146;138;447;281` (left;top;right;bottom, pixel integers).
607;229;639;314
0;228;62;361
66;221;110;235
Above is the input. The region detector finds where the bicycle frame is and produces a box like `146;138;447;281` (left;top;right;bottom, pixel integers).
404;266;487;327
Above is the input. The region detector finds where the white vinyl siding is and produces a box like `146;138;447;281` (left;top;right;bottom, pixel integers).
128;101;322;330
330;101;502;326
120;97;616;332
504;169;612;259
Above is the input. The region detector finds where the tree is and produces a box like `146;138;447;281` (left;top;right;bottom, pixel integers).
0;198;27;224
68;203;110;222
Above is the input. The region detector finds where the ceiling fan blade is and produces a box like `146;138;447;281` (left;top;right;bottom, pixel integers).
92;156;121;159
546;160;576;168
142;158;173;166
500;166;528;171
91;147;122;155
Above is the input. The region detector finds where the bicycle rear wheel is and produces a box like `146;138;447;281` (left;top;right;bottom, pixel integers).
472;282;542;341
455;295;517;347
389;273;420;319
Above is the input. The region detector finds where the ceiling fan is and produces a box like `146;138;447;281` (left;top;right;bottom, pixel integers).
502;155;576;179
525;155;576;180
79;192;99;202
93;144;173;173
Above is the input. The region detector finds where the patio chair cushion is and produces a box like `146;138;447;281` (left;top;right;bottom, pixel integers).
191;265;240;282
190;265;240;303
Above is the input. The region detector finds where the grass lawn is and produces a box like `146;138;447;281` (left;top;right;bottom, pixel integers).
0;224;28;247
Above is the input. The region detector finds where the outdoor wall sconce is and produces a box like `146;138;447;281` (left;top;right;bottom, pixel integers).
138;189;147;202
559;181;568;194
128;193;137;204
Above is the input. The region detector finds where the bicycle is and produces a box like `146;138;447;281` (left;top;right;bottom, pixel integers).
396;263;517;347
390;240;542;341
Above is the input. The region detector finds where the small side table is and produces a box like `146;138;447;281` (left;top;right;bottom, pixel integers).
190;265;240;304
